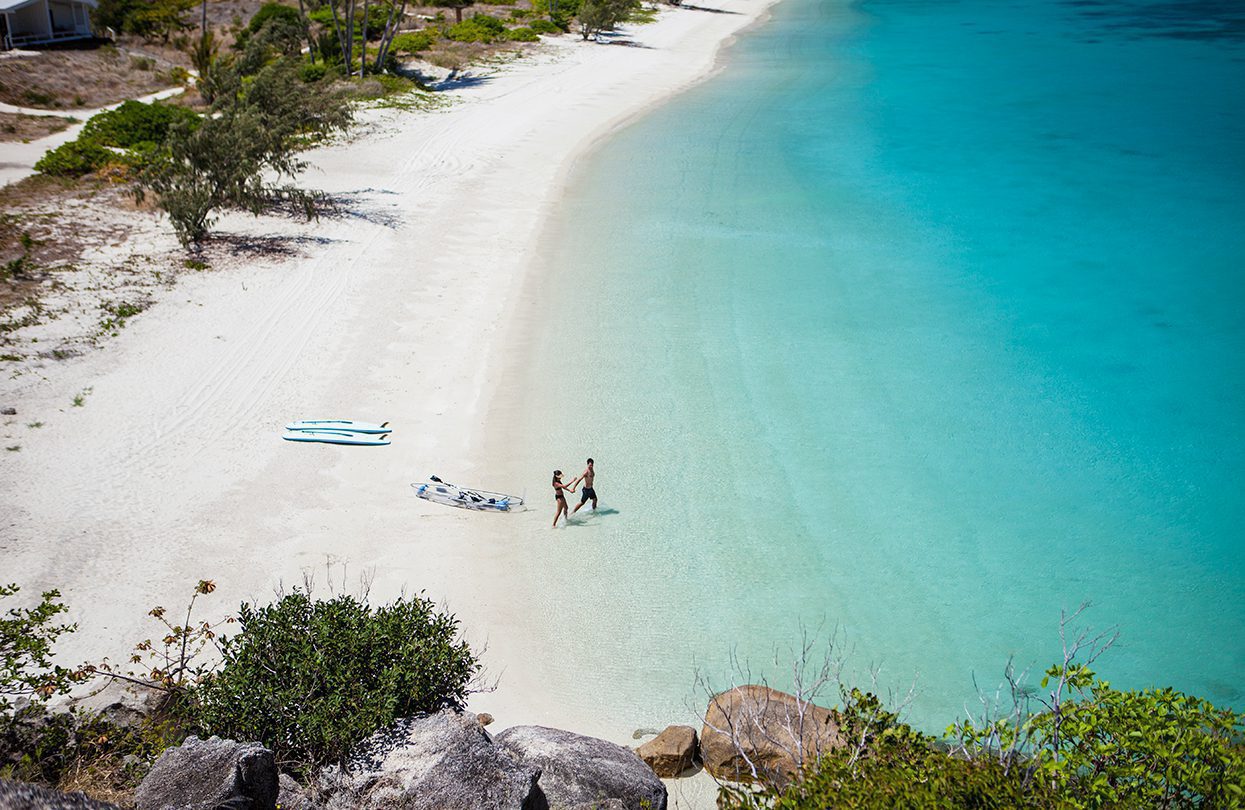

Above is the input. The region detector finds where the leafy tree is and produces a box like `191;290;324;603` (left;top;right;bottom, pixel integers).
193;590;479;771
0;585;83;712
577;0;638;40
139;57;351;247
96;0;194;40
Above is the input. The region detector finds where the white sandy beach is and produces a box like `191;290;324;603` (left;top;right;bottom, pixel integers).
0;1;774;799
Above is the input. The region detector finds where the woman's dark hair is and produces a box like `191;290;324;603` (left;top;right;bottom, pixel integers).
552;470;562;484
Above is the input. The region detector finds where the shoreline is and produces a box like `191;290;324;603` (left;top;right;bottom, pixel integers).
0;0;778;783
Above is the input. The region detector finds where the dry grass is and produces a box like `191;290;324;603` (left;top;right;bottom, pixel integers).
0;43;183;110
0;176;137;314
0;112;74;142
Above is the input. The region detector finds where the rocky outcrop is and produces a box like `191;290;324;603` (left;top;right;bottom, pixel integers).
0;780;121;810
635;725;697;777
495;726;667;810
134;736;278;810
700;685;842;785
277;774;317;810
315;710;539;810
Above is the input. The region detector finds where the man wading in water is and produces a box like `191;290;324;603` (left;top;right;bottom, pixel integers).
572;458;597;514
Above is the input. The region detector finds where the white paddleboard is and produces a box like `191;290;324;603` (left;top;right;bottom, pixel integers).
286;419;391;434
283;430;391;446
412;481;521;512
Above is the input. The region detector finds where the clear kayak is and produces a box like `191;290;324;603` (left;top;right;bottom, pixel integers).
283;430;391;446
411;476;523;512
287;419;391;434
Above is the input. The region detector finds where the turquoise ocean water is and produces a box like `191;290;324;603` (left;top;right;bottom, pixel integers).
504;0;1245;732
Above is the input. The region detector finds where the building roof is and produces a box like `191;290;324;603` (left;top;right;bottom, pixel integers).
0;0;98;11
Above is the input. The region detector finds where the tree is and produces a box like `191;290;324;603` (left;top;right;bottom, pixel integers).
431;0;475;25
577;0;638;40
139;58;351;248
194;589;480;771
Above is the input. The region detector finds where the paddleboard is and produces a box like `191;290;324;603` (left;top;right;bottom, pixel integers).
283;430;391;446
412;479;522;512
287;419;391;434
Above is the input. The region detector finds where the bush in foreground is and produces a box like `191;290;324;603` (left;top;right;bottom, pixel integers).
194;589;479;771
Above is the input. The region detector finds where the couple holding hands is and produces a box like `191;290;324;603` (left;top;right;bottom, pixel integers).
552;458;597;527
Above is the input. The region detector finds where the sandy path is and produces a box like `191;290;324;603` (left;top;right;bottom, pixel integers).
0;2;773;782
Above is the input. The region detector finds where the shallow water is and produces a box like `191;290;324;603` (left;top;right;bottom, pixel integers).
501;0;1245;731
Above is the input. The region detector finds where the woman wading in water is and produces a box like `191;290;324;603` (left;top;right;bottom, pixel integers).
552;470;577;527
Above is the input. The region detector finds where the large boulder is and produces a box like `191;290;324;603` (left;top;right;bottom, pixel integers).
495;726;667;810
135;735;278;810
0;780;121;810
316;710;539;810
700;685;842;785
635;725;697;778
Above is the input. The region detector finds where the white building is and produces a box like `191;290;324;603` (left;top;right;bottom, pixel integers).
1;0;96;50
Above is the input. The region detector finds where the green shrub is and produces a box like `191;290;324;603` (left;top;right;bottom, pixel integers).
390;29;437;53
505;26;539;41
34;140;115;177
299;61;331;82
193;590;478;771
447;14;506;41
953;667;1245;809
80;101;199;150
247;1;302;34
528;17;563;34
510;8;530;18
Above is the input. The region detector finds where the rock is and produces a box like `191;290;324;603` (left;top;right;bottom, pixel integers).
277;774;317;810
135;735;278;810
636;725;697;777
476;713;494;727
0;408;15;416
495;726;667;810
568;802;626;810
69;681;165;731
0;779;121;809
700;685;842;786
316;710;539;810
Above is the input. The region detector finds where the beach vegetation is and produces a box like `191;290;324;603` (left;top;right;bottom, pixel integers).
391;29;438;54
193;588;480;771
431;0;477;25
34;140;118;179
529;17;564;34
34;102;199;178
0;585;83;713
577;0;640;40
138;57;351;248
70;387;91;407
713;609;1245;809
505;26;541;42
447;14;507;43
93;0;195;42
530;0;578;29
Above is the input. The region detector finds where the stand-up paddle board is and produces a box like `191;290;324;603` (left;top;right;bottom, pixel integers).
287;420;391;434
283;430;391;446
